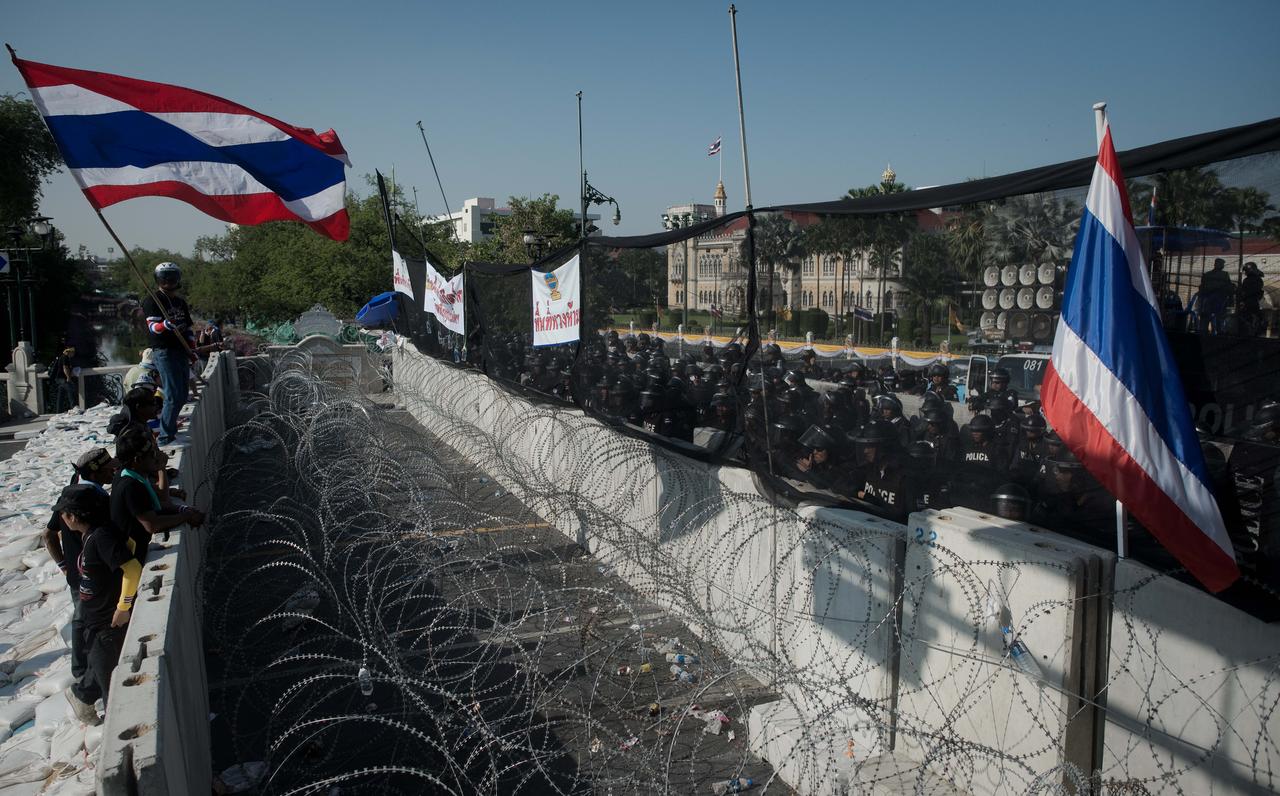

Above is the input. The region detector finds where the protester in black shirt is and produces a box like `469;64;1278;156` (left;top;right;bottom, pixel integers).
111;428;203;560
54;484;141;724
48;345;78;413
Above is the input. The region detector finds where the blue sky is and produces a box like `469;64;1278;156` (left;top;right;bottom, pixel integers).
5;0;1279;255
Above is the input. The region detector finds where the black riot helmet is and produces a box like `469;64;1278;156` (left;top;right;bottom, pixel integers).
927;363;948;379
853;419;898;463
799;424;839;452
990;482;1031;521
924;407;950;427
875;393;903;418
990;368;1011;385
769;415;807;448
968;414;995;438
1020;413;1047;435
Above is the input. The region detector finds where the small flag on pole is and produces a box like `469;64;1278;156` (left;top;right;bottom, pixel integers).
10;52;351;241
1148;184;1158;227
707;136;721;157
949;304;966;333
1041;112;1238;592
853;306;874;322
710;303;724;320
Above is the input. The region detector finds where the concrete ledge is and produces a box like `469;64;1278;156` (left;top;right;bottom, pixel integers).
96;351;235;795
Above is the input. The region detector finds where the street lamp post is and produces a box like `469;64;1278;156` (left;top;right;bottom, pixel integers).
3;216;54;352
577;92;621;241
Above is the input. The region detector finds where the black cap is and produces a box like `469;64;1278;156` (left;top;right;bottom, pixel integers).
53;483;108;517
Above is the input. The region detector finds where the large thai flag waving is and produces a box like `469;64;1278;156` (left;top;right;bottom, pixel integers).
10;53;350;241
1041;116;1238;592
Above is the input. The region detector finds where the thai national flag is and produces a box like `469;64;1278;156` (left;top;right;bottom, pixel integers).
11;54;350;241
707;136;721;157
1041;116;1238;591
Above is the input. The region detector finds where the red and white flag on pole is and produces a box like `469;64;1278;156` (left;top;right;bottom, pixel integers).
1041;111;1238;592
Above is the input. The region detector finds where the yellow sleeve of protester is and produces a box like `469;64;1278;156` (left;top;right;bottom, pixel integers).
118;558;142;611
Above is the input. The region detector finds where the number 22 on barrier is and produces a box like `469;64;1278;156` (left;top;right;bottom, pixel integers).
914;527;937;547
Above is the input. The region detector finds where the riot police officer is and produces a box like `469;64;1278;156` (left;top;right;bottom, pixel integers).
852;420;911;523
990;482;1032;522
925;363;959;402
968;367;1019;410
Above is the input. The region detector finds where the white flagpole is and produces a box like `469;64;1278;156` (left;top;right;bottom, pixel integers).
1095;100;1130;559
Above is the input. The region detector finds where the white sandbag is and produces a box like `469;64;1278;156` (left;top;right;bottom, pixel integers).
40;767;95;796
37;579;65;596
0;612;21;634
34;694;71;739
10;647;65;683
0;562;23;578
16;553;45;572
0;538;38;561
33;659;72;698
82;724;102;757
0;679;35;702
0;780;44;796
0;589;39;613
5;606;57;639
0;628;58;666
0;699;40;740
0;748;49;788
48;719;84;766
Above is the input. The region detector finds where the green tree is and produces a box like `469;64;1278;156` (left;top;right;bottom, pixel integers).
0;94;62;223
752;213;805;324
984;192;1080;265
473;194;578;265
898;232;956;347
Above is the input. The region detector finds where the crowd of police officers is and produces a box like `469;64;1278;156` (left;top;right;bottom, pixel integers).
478;330;1278;593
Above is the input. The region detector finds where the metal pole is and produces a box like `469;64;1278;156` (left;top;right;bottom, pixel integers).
729;5;752;210
730;0;775;689
577;91;586;240
25;267;36;351
416;121;459;244
1094;100;1129;556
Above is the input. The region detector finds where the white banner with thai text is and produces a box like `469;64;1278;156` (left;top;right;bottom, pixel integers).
392;249;413;299
424;260;465;335
531;254;581;346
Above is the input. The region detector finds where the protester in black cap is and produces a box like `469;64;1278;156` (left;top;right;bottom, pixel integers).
56;483;141;724
111;427;204;559
43;448;115;707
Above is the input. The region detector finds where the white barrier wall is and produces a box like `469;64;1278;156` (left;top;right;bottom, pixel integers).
97;351;237;795
392;345;1279;796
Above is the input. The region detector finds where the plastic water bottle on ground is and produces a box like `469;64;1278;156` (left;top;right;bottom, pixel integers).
357;666;373;696
666;653;699;665
711;777;753;794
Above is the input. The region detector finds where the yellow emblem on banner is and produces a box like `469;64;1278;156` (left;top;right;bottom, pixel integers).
544;272;562;301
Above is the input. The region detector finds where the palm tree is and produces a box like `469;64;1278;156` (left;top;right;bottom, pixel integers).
752;213;805;332
898;231;955;347
846;176;912;343
984;192;1080;266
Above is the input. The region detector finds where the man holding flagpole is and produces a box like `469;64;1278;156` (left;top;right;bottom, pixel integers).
1041;105;1239;592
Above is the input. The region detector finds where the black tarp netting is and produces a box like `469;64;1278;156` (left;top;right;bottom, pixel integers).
389;117;1280;612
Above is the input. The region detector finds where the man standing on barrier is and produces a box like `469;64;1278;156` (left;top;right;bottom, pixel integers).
142;262;195;445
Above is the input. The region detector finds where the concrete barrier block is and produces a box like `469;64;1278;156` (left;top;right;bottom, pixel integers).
893;510;1095;795
747;698;887;795
1099;559;1280;795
